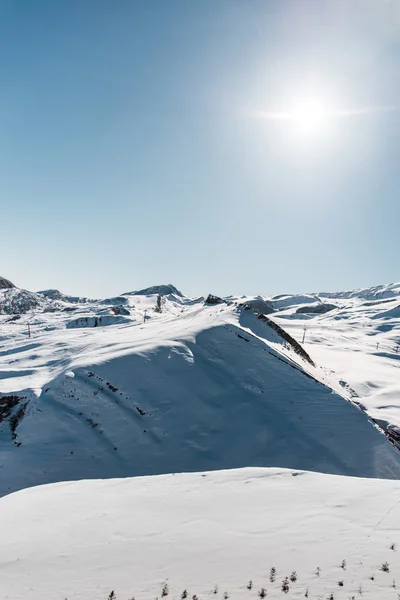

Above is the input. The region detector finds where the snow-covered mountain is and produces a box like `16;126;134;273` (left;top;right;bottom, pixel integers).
1;278;400;600
37;288;92;303
1;278;400;495
271;288;400;434
0;286;57;315
317;282;400;300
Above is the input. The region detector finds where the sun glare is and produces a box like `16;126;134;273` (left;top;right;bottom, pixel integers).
255;92;341;146
289;96;329;136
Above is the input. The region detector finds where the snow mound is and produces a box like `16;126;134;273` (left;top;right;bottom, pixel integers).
372;304;400;320
270;294;320;310
2;468;400;600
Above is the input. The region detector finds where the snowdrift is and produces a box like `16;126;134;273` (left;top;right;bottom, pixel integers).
1;467;400;600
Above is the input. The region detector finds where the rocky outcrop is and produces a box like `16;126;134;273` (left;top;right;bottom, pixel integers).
257;313;315;366
38;289;90;303
205;294;224;305
0;277;15;290
126;285;183;297
296;303;336;314
0;288;53;315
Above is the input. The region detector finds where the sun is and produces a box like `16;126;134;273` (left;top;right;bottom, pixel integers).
289;96;329;135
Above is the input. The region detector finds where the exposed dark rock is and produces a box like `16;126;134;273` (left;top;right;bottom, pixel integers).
257;314;315;366
125;284;183;297
296;303;336;314
0;395;21;423
0;276;15;289
0;395;28;442
205;294;224;305
110;305;130;316
0;288;51;314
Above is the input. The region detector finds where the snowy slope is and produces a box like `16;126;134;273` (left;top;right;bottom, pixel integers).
271;287;400;434
2;467;400;600
1;287;400;495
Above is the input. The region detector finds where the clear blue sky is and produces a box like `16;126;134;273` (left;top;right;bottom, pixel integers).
1;0;399;298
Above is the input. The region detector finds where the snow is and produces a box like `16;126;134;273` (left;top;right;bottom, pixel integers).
1;467;400;600
271;288;400;430
1;280;400;600
1;286;400;495
317;282;400;301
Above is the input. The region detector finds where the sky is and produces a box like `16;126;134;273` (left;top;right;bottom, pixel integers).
1;0;399;298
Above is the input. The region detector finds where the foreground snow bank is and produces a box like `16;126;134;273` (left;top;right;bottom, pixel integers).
1;468;400;600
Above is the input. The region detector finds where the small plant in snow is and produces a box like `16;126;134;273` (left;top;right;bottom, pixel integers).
390;543;396;551
304;588;308;598
338;581;344;587
270;567;276;583
327;594;334;600
316;567;321;577
161;584;169;597
108;593;116;600
341;559;346;570
290;571;297;583
357;585;363;595
258;588;267;598
213;586;218;595
380;561;390;572
281;577;289;593
223;593;229;600
247;581;253;590
393;580;397;589
369;576;374;581
192;595;198;600
181;591;187;599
